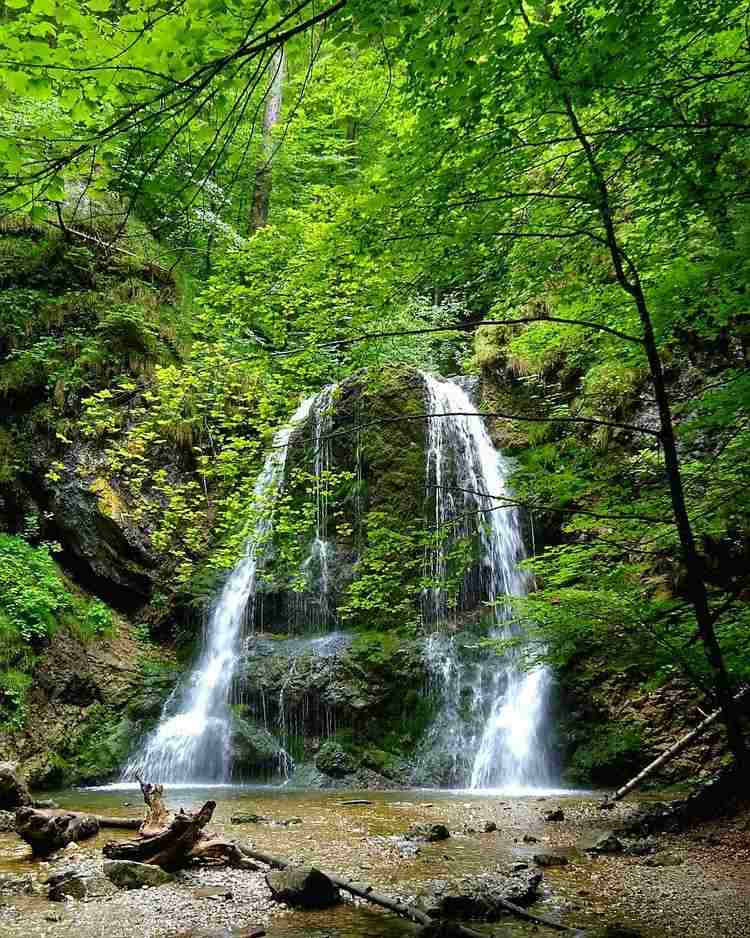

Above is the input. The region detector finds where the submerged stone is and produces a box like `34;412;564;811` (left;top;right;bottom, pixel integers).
407;823;450;842
265;865;340;908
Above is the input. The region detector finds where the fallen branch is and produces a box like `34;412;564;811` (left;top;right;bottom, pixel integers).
603;687;749;805
95;816;142;830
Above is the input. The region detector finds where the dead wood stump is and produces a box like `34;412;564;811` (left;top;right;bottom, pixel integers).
15;807;99;857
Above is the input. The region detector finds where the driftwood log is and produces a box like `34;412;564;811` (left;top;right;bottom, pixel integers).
14;806;143;856
15;807;100;856
103;798;256;872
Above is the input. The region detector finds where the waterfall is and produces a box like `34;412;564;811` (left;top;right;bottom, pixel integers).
291;383;337;630
122;392;321;784
420;373;553;790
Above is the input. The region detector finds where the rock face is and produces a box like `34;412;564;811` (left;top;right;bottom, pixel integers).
103;859;175;889
418;868;543;920
1;623;177;789
15;807;99;857
265;865;340;909
0;762;32;809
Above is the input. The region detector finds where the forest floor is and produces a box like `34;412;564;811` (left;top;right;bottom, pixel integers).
0;788;748;938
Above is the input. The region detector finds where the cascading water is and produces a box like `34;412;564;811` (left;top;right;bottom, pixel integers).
420;373;554;790
290;383;337;630
121;370;552;789
122;393;322;783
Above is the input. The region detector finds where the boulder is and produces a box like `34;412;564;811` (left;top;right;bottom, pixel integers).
14;807;99;857
103;859;175;889
48;870;117;901
585;833;624;855
0;762;32;810
533;853;568;868
265;865;340;909
418;868;542;920
231;718;285;775
407;823;451;842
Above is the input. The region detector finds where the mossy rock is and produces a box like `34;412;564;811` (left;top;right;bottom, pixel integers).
315;741;358;778
231;715;283;774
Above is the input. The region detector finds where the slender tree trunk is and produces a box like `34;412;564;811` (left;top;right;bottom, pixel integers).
523;5;747;765
250;47;286;231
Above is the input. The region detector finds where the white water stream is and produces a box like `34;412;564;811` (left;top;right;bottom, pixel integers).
123;394;319;783
420;373;553;790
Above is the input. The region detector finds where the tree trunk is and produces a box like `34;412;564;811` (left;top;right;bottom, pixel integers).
250;47;286;231
525;10;747;767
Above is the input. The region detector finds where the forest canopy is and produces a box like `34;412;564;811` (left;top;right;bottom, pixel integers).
1;0;749;763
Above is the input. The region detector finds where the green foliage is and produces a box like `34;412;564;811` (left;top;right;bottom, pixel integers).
566;721;646;786
0;534;116;728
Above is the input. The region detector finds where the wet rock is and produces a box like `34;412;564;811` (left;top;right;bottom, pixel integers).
416;924;468;937
407;823;450;842
265;865;340;909
0;762;32;809
542;808;565;822
48;871;117;901
623;837;657;856
231;718;285;776
103;859;175;889
585;833;624;855
522;833;539;843
0;810;15;831
230;814;268;825
483;820;498;833
418;868;542;920
533;853;568;867
15;807;99;856
643;851;684;867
